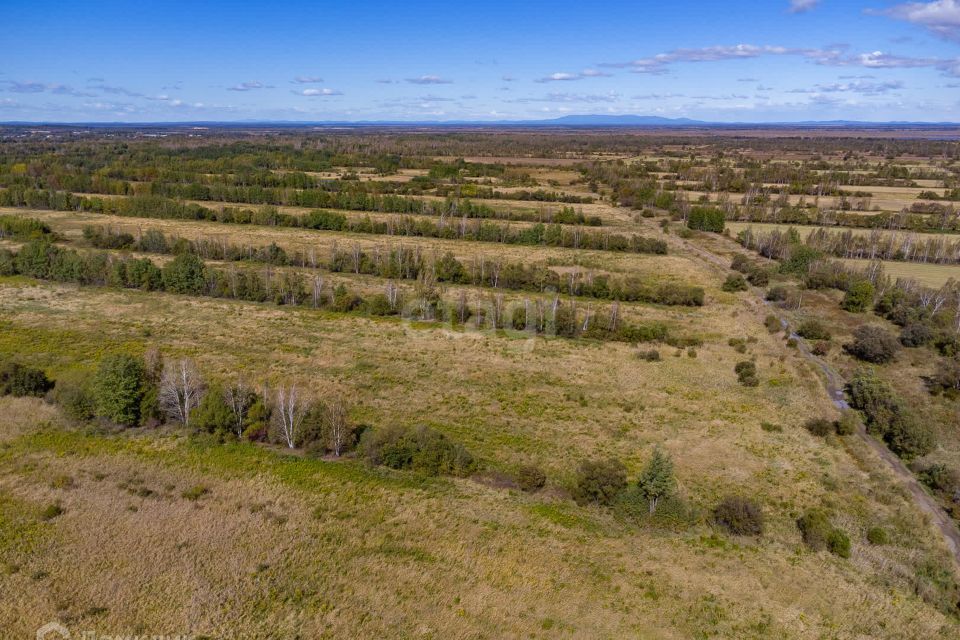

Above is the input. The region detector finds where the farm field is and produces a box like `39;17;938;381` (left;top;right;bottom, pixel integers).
2;126;960;639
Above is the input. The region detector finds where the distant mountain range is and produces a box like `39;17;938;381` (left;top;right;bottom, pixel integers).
3;115;960;127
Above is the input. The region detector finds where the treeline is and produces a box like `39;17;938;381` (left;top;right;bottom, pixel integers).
0;214;54;240
3;239;691;346
0;190;667;255
738;225;960;265
82;225;703;306
0;178;598;226
728;203;960;233
1;352;479;476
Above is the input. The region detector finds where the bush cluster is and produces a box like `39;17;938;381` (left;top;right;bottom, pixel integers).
712;496;764;536
797;509;851;558
735;361;759;387
845;325;899;364
360;424;476;477
846;370;935;459
0;361;52;397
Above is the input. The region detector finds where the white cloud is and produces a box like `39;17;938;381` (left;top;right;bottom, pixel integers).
600;43;960;76
292;75;324;83
227;81;273;91
788;0;820;13
1;80;96;97
295;88;342;97
535;69;613;82
787;80;904;94
875;1;960;40
405;75;453;85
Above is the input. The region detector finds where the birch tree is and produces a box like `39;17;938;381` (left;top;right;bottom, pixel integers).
159;358;205;426
274;384;307;448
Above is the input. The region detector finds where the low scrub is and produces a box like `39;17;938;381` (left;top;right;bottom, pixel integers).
360;424;476;477
712;496;764;536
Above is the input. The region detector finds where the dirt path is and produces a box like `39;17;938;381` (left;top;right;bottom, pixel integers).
681;234;960;570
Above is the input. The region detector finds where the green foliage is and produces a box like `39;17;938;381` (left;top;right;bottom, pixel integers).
764;314;782;333
779;245;822;275
572;458;627;506
515;464;547;492
161;253;207;294
49;372;96;421
835;410;859;436
638;349;661;362
827;529;851;558
804;417;834;437
735;360;759;387
686;207;725;232
181;485;209;501
899;322;934;348
0;215;53;240
917;463;960;495
636;447;675;514
841;280;875;313
721;273;748;292
0;361;52;397
765;286;789;302
928;357;960;398
92;354;147;427
797;319;831;341
846;324;899;364
866;526;889;545
712;496;764;536
39;503;64;521
846;370;934;460
360;425;476;477
192;386;234;436
797;509;849;557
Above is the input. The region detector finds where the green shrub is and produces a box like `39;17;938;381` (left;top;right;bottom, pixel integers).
516;464;547;492
181;485;209;501
92;354;147;427
804;417;834;437
841;280;875;313
40;503;64;521
712;496;764;536
735;360;759;387
835;410;859;436
638;349;661;362
764;314;782;333
797;510;851;558
572;458;627;506
49;373;96;421
162;253;207;294
0;361;52;397
361;425;476;477
760;421;782;433
765;286;789;302
900;322;934;348
918;463;960;495
866;526;889;545
797;320;831;341
192;386;234;436
846;325;899;364
722;274;748;292
796;509;833;551
928;357;960;398
687;207;725;232
827;528;851;558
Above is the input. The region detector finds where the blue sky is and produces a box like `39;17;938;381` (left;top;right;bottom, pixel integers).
2;0;960;122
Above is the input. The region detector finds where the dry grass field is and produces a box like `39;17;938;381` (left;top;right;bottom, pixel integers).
2;279;959;638
3;129;960;638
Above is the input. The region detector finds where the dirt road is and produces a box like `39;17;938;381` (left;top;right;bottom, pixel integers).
682;234;960;570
